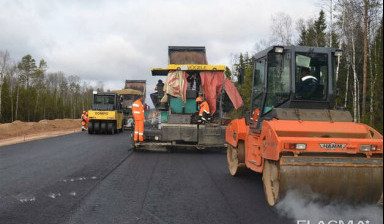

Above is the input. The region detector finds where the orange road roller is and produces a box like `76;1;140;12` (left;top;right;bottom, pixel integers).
226;46;383;206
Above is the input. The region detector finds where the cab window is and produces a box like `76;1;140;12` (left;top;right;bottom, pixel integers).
264;52;291;114
251;59;265;111
295;53;328;101
95;95;115;104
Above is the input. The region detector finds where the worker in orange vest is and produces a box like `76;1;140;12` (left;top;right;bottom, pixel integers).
81;110;89;131
132;95;145;142
196;96;210;123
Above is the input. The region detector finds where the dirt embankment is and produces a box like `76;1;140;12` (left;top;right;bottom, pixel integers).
0;119;81;146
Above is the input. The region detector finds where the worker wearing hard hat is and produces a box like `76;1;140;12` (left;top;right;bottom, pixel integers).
81;110;88;131
132;95;145;142
196;96;210;123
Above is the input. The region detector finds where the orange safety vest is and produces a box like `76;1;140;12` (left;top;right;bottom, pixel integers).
199;101;210;116
132;99;145;121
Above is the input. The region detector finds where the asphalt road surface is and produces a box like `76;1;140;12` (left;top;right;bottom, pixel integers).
0;132;292;224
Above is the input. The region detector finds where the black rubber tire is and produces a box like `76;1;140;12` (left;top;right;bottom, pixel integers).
101;122;107;134
111;123;116;135
88;122;94;134
106;122;112;134
94;122;100;134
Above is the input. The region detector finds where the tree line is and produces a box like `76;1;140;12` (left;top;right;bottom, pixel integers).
231;0;383;134
0;53;104;123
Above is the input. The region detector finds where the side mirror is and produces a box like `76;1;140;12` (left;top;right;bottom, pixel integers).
238;68;245;85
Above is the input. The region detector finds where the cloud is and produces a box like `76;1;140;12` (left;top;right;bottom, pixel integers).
0;0;318;92
48;35;151;80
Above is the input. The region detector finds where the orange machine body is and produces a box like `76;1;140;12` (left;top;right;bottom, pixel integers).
226;118;384;174
226;45;383;205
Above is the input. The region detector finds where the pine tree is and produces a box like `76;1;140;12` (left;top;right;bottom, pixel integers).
17;55;37;121
314;10;327;47
297;10;328;47
0;77;11;123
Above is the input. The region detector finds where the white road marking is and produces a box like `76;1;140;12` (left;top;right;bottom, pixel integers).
61;176;97;183
48;193;61;199
17;196;36;203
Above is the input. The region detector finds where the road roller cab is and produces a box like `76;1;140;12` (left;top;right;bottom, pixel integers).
87;91;124;134
112;80;147;130
225;46;383;206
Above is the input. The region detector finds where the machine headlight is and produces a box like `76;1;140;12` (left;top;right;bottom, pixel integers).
296;144;307;150
360;145;380;152
284;143;307;150
335;50;343;57
274;46;284;53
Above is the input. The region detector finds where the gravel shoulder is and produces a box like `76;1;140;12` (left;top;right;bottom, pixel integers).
0;119;81;147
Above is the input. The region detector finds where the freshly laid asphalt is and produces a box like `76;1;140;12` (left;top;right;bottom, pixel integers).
0;131;292;224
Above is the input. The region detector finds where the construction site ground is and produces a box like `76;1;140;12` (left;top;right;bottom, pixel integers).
0;119;81;147
0;131;297;224
0;122;382;224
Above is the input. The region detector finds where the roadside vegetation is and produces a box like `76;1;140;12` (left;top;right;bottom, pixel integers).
231;0;383;134
1;1;382;135
0;53;105;123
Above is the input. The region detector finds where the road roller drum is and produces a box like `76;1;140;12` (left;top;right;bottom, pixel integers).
262;157;383;206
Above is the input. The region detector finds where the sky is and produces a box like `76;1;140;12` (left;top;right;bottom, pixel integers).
0;0;319;94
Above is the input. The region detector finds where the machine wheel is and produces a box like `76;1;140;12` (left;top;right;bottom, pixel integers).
227;141;246;176
101;121;107;134
88;121;94;134
94;121;100;134
107;122;113;134
262;159;280;206
111;123;116;135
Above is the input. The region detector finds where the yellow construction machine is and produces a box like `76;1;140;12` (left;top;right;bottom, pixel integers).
88;91;124;134
112;80;146;130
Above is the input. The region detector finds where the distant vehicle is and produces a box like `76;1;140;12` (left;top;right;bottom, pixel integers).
87;91;124;134
113;80;146;129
